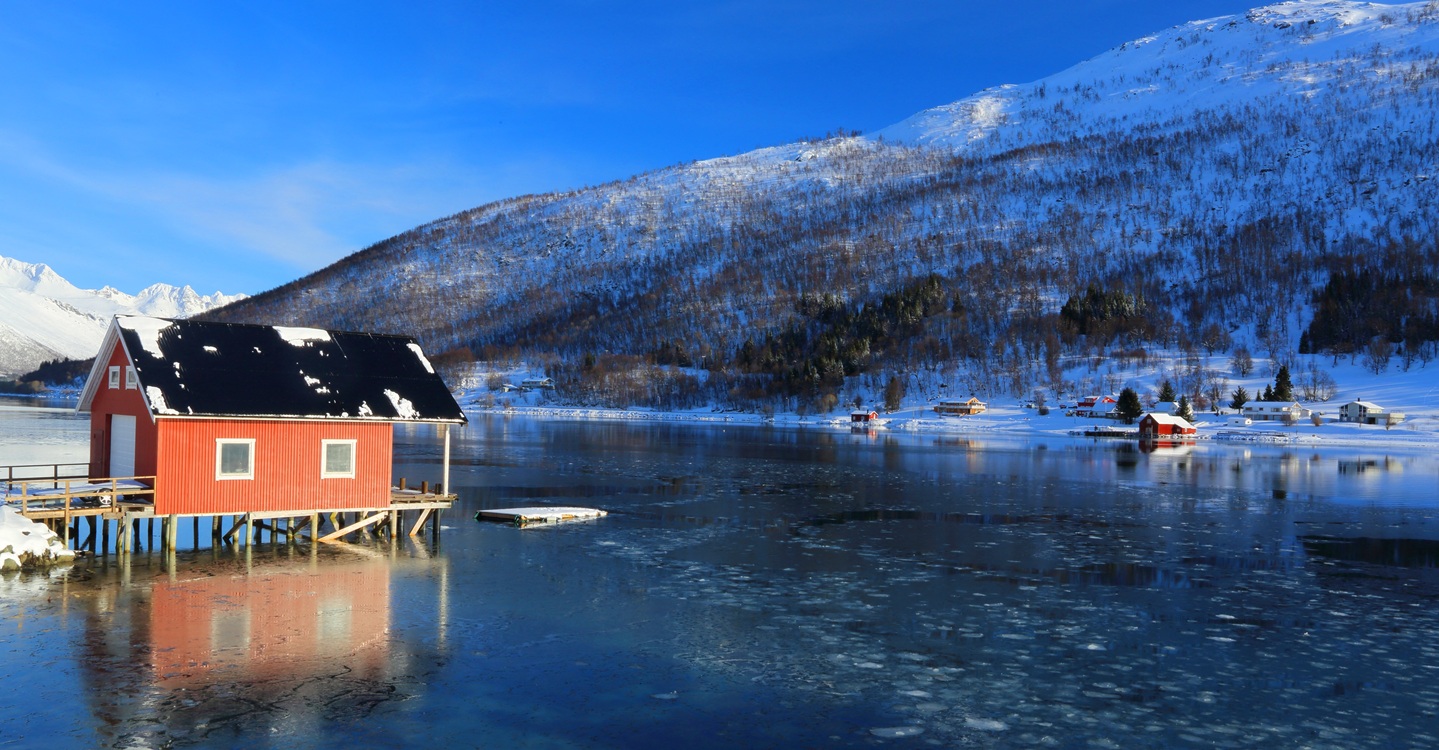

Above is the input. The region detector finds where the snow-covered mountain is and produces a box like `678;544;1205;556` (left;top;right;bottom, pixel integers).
0;255;246;377
210;1;1439;406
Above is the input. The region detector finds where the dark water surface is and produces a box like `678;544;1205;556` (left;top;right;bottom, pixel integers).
4;411;1439;748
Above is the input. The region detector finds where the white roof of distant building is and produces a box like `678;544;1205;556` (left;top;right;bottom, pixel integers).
1143;413;1195;429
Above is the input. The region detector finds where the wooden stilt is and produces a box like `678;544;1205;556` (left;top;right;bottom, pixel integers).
244;513;254;546
408;508;433;536
317;512;388;543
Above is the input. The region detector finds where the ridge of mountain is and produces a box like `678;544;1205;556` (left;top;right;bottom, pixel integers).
0;255;246;377
207;0;1439;407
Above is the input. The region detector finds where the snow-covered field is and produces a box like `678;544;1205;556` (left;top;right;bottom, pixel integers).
454;349;1439;452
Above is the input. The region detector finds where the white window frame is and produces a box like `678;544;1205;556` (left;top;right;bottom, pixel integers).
125;366;138;390
216;439;256;481
108;366;120;389
320;439;357;479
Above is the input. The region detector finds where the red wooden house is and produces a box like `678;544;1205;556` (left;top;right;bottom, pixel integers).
76;316;466;516
1138;412;1197;438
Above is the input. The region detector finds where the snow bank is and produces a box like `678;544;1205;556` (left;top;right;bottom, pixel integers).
0;505;76;569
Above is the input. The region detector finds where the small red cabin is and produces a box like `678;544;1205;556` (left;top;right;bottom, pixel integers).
76;316;466;516
1138;412;1197;438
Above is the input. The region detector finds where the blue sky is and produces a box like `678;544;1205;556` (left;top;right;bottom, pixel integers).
0;1;1259;295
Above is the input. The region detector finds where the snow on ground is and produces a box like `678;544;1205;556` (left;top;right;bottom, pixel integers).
452;349;1439;452
0;506;76;570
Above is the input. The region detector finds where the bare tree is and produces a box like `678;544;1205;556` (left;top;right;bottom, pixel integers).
1299;363;1337;402
1363;337;1393;375
1205;372;1230;414
1230;346;1254;377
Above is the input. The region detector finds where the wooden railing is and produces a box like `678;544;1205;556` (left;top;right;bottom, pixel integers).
3;474;157;516
2;462;89;485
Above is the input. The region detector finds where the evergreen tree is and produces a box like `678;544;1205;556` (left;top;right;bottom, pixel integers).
1157;380;1177;403
1273;365;1294;402
1229;386;1250;411
1177;395;1194;421
1262;385;1274;401
1116;387;1143;424
883;375;906;412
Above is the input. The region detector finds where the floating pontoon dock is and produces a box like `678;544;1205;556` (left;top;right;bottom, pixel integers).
476;507;608;527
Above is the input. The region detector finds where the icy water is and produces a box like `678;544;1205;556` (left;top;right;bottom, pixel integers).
3;404;1439;748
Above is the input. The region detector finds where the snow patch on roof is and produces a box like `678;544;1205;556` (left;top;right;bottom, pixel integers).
408;342;435;374
147;385;178;415
384;389;419;419
118;317;174;358
275;326;332;346
203;345;218;353
358;401;373;417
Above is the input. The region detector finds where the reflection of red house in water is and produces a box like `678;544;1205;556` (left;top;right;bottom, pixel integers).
148;562;391;689
76;316;466;517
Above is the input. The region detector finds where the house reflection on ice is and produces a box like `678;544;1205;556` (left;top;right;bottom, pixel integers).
1337;457;1403;475
147;560;392;691
75;553;447;747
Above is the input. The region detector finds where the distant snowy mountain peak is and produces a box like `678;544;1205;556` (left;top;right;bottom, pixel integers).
0;253;246;376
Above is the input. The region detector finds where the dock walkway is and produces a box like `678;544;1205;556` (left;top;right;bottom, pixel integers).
2;463;453;554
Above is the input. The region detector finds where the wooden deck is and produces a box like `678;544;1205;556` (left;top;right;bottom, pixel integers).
3;463;454;554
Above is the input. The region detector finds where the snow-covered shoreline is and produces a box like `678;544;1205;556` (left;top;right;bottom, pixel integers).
0;506;77;569
457;398;1439;453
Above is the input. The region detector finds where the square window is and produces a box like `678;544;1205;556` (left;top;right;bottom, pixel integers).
108;366;120;389
216;439;255;480
321;440;356;479
125;366;138;389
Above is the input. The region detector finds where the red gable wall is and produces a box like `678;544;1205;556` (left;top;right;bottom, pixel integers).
87;340;158;479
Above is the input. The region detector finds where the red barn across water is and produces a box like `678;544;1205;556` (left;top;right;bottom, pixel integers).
76;316;467;517
1138;412;1197;438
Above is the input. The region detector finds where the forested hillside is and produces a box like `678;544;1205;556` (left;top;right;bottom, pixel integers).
206;1;1439;409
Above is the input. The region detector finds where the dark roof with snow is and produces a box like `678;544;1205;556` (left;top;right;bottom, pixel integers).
81;316;466;423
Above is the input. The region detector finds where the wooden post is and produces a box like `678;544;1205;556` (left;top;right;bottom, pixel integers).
244;513;254;546
213;516;222;543
389;510;399;539
442;423;452;498
62;492;72;547
167;516;178;551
